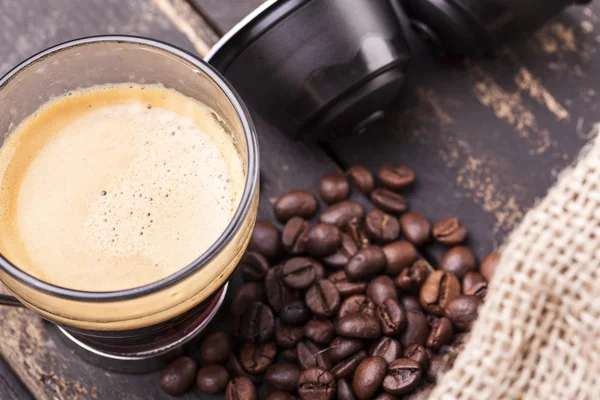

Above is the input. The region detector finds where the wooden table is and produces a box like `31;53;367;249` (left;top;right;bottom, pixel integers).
1;1;599;398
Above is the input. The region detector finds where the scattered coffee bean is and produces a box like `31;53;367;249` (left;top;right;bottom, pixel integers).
274;190;318;222
323;233;358;269
240;342;277;374
480;251;500;281
274;318;304;348
395;260;430;293
398;212;431;246
404;344;429;370
426;317;453;351
352;356;387;400
329;270;366;297
347;166;375;194
336;313;381;339
264;363;300;392
382;358;422;395
304;319;335;345
365;209;400;243
377;298;406;336
249;220;283;261
232;282;266;316
346;246;387;281
461;271;488;298
237;301;275;343
329;336;365;362
370;188;408;214
226;376;257;400
338;295;377;319
369;337;402;365
366;275;398;306
266;266;299;312
319;172;350;204
432;217;467;246
199;332;231;365
305;280;341;318
444;295;482;331
280;300;312;326
226;353;248;378
439;246;477;279
282;217;310;255
425;355;449;383
345;216;370;249
297;368;336;400
306;224;342;257
266;391;297;400
297;340;332;370
331;350;368;379
400;296;422;312
374;393;399;400
382;241;419;276
404;383;434;400
282;257;323;290
319;200;365;228
400;311;430;348
160;356;198;396
378;165;415;191
196;365;230;393
419;271;461;316
281;348;298;363
240;251;270;282
337;378;358;400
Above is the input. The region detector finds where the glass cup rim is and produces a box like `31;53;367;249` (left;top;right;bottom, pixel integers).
0;35;259;302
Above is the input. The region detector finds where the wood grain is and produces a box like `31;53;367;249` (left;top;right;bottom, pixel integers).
188;0;266;34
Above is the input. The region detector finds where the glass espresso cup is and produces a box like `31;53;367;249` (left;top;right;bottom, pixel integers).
0;36;259;366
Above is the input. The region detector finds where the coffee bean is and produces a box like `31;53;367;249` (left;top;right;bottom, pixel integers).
480;251;500;281
377;298;406;336
398;212;430;246
240;342;277;374
461;271;488;298
199;332;231;365
274;190;318;222
425;355;449;383
404;384;434;400
160;356;198;396
274;318;304;348
232;282;266;316
282;217;310;255
444;294;482;331
439;246;477;279
319;200;365;228
426;317;453;350
240;251;270;282
345;216;370;249
369;337;402;365
305;280;341;318
304;319;335;345
306;224;342;257
337;378;357;400
281;348;298;363
352;356;387;400
266;266;299;312
394;260;430;293
419;270;461;316
319;172;350;204
400;296;422;312
226;376;257;400
347;166;375;194
237;302;275;343
432;217;467;246
382;241;419;276
345;246;387;281
282;257;324;290
249;220;283;261
297;368;336;400
378;165;415;191
365;209;400;243
196;365;230;393
403;344;428;371
400;311;430;348
281;300;312;326
337;295;377;319
370;189;408;214
382;358;422;395
374;394;399;400
329;336;364;362
297;340;332;370
323;233;358;269
227;353;248;378
335;313;381;339
367;276;398;306
331;350;368;379
266;392;297;400
329;270;366;297
264;363;300;392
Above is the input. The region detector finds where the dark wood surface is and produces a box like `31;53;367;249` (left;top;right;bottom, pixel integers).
0;0;599;399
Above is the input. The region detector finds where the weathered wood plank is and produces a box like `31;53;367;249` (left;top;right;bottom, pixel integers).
0;356;32;400
189;0;266;34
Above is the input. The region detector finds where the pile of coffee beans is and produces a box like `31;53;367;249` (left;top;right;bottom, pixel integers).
160;164;500;399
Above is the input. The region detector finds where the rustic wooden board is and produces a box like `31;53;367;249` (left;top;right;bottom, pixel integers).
0;356;32;400
189;0;266;34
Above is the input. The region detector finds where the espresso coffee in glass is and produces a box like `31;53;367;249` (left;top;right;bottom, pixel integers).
0;37;259;369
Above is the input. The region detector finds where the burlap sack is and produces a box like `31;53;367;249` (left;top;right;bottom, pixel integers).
429;133;600;400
